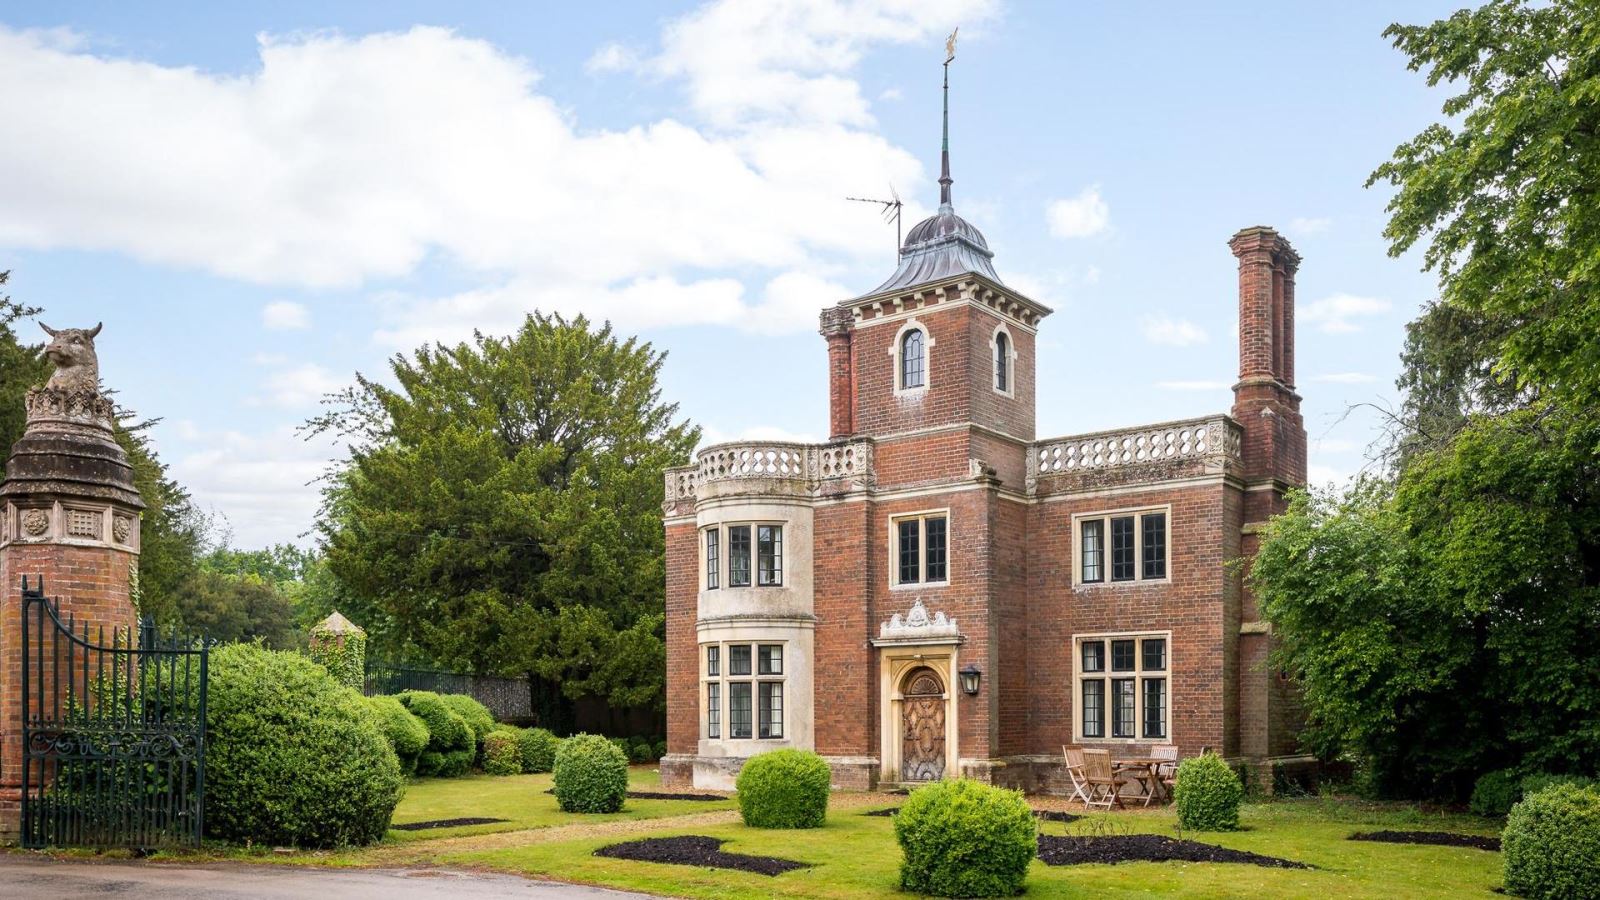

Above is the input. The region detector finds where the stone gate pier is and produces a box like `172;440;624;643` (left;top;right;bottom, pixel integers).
0;324;143;839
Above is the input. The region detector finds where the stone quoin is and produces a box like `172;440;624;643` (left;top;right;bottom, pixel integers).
660;64;1308;793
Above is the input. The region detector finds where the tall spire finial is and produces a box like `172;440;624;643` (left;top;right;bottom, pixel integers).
940;28;957;211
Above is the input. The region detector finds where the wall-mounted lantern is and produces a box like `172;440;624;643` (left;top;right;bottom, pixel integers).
959;663;982;696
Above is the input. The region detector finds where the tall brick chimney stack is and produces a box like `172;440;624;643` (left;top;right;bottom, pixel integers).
820;306;855;439
0;323;143;838
1229;226;1305;488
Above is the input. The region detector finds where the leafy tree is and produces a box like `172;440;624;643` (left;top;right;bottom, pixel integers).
310;313;697;725
178;570;298;648
1369;0;1600;418
0;272;49;454
1252;405;1600;799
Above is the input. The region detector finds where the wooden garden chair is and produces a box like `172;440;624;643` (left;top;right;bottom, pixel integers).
1062;746;1094;807
1081;749;1127;810
1151;745;1179;803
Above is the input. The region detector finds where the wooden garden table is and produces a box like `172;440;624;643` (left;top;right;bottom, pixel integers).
1113;757;1169;807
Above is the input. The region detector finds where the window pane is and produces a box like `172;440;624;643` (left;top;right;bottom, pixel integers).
1111;639;1136;672
1081;679;1104;738
730;683;752;739
995;333;1009;391
757;525;783;586
1142;513;1167;579
924;516;948;582
1112;678;1136;738
1143;678;1167;739
759;683;784;739
728;525;752;587
898;520;920;583
901;329;925;389
706;645;720;677
705;528;719;589
758;644;783;675
1081;519;1104;582
1142;638;1166;672
707;682;720;738
730;644;752;676
1081;640;1105;673
1110;516;1136;581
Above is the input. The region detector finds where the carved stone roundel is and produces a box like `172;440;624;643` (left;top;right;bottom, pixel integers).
21;509;49;537
113;515;132;543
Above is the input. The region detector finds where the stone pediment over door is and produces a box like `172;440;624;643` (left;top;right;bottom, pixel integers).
872;598;964;648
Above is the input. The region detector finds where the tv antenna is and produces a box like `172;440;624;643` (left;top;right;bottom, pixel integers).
846;184;904;258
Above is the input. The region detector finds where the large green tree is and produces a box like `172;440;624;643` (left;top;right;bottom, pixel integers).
1369;0;1600;423
1252;405;1600;799
310;313;697;725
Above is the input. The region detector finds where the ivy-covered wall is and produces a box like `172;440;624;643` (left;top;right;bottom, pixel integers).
309;611;366;691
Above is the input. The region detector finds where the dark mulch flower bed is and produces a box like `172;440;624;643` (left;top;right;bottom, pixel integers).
863;807;899;817
542;789;726;801
1349;830;1501;852
391;817;509;831
595;835;811;876
1036;834;1309;868
1035;810;1082;823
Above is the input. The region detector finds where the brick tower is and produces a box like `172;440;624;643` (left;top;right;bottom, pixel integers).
0;323;143;837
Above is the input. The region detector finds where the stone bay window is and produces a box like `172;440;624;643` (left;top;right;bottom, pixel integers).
704;522;783;588
702;640;787;740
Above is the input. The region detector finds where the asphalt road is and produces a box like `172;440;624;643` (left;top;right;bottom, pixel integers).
0;856;655;899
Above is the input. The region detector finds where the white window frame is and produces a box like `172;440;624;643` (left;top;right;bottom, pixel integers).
701;640;788;741
888;508;951;589
888;317;934;396
1073;630;1172;743
989;322;1017;397
704;522;784;589
1072;505;1171;587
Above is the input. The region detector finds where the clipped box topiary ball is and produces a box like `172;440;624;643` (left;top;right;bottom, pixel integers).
736;749;831;829
553;733;629;813
483;729;523;776
518;727;560;774
1502;784;1600;899
1470;768;1521;818
365;695;430;776
894;778;1036;898
439;694;497;746
203;643;404;848
1173;752;1245;831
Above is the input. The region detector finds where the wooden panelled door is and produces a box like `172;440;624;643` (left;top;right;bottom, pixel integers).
900;668;947;782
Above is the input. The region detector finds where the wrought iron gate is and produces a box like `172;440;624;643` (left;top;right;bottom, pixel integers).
19;577;208;849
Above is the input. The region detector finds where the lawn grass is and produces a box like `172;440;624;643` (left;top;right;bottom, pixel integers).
434;797;1507;899
385;767;737;842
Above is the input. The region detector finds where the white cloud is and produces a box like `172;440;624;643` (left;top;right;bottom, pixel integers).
1300;293;1391;334
1314;438;1360;454
163;421;341;548
261;300;310;330
1290;216;1332;235
877;86;903;101
1139;314;1208;347
1156;379;1231;391
585;42;640;74
645;0;997;127
0;25;930;312
1313;371;1378;384
1305;462;1350;487
258;362;348;408
1046;185;1109;239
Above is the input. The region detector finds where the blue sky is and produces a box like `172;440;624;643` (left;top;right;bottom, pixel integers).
0;1;1461;547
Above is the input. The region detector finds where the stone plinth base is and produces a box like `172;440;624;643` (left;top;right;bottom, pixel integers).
822;756;878;791
660;753;882;792
0;786;21;844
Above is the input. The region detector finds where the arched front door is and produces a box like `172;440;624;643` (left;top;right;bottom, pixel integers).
900;668;947;782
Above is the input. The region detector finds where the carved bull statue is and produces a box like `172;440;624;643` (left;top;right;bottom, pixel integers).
39;322;102;393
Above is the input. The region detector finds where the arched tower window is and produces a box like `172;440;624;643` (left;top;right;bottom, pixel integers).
995;331;1010;392
900;328;925;390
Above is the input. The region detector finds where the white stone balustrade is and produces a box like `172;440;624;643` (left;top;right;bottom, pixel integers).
663;439;874;509
1030;415;1242;480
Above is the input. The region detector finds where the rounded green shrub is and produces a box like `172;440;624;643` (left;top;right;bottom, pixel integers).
894;779;1036;898
1521;772;1596;798
439;693;497;746
483;729;523;776
1471;768;1522;817
365;695;430;776
1174;752;1244;831
396;691;473;776
736;749;831;829
553;733;629;813
518;727;560;774
203;643;403;848
653;739;668;761
628;738;655;764
1502;784;1600;899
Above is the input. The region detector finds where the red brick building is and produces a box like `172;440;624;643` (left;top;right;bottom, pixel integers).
660;159;1307;792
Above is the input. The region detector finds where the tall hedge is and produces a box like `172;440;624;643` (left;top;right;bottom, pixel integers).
366;695;430;776
396;690;474;777
203;643;403;847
